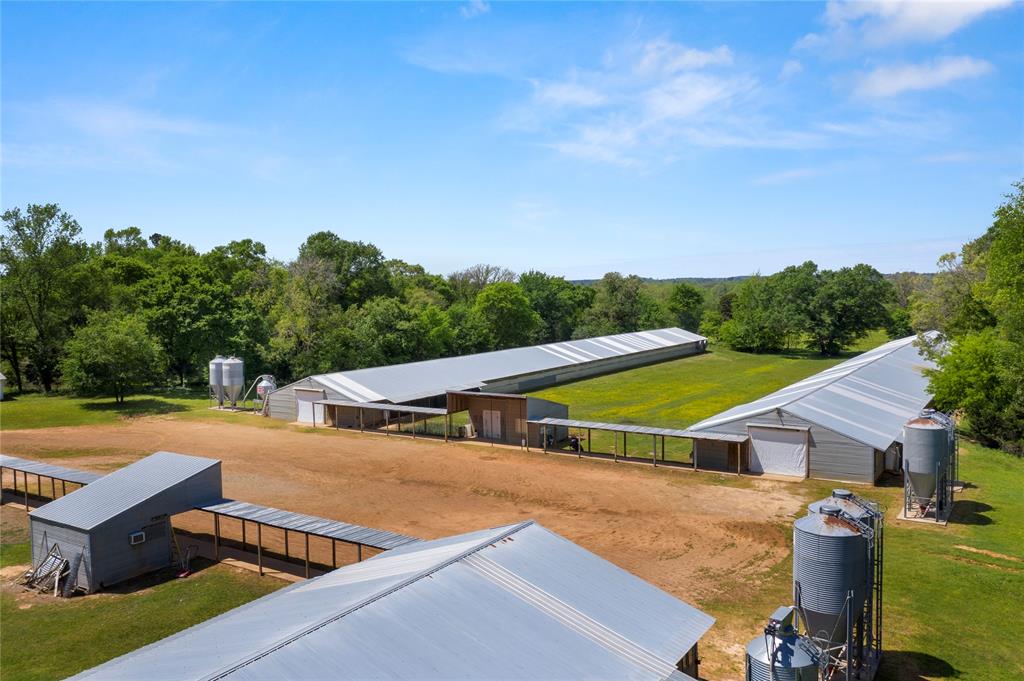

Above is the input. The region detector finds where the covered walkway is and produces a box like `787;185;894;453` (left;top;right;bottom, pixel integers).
316;399;450;440
528;417;749;471
0;454;102;508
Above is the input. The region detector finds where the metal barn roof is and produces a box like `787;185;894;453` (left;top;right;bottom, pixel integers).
71;520;713;681
303;327;705;404
198;499;420;551
529;417;750;442
688;334;938;451
30;451;221;531
0;454;104;485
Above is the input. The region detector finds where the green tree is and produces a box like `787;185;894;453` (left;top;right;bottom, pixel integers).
574;272;669;337
666;282;705;331
518;271;594;343
447;264;516;303
718;275;788;353
0;204;93;390
927;182;1024;454
473;282;541;349
805;264;893;355
298;231;392;308
60;311;165;402
137;261;234;385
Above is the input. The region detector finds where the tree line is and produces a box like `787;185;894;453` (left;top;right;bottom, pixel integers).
3;189;1018;455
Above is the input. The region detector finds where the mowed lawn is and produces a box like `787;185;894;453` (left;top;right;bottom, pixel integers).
0;390;209;430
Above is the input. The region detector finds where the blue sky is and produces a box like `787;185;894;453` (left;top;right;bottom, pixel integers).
2;1;1022;278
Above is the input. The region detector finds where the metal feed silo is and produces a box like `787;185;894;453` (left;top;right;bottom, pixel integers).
903;418;948;503
746;606;819;681
209;356;225;406
222;357;244;407
793;505;868;647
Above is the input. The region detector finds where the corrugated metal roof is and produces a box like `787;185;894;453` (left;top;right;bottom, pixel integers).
315;399;449;416
30;452;221;531
199;499;420;551
70;521;711;681
688;334;938;451
529;417;749;443
0;454;103;485
297;327;705;404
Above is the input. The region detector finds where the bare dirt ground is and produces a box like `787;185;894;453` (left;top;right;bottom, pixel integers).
2;416;806;678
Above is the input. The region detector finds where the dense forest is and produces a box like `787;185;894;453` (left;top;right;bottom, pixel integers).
1;182;1020;453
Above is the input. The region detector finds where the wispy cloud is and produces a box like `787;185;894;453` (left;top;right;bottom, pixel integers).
854;56;993;98
754;167;825;185
779;59;803;80
797;0;1013;51
459;1;490;20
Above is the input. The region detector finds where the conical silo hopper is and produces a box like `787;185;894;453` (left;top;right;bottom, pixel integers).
903;417;949;506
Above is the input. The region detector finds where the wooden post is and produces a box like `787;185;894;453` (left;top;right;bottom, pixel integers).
257;523;263;576
304;533;310;578
62;480;66;496
359;408;364;432
36;474;41;499
652;435;657;467
662;436;665;462
736;442;742;475
214;514;220;560
23;471;28;509
332;539;337;568
542;425;548;452
588;428;592;453
284;529;289;558
357;544;363;562
693;440;698;470
51;477;56;499
445;414;450;443
241;519;247;552
411;413;416;439
385;410;390;436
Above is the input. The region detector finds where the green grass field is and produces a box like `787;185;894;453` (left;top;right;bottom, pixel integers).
0;390;210;430
0;561;282;681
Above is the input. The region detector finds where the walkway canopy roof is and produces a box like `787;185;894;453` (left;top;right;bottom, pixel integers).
315;399;448;417
688;333;939;451
198;499;419;551
304;328;705;404
71;521;713;681
0;454;103;485
529;417;749;443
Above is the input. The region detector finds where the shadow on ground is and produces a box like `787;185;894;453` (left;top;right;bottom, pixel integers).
950;499;994;526
879;650;959;680
99;556;219;595
80;398;190;418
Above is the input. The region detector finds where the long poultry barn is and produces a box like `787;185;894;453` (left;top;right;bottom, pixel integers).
686;333;939;484
267;327;706;424
69;520;715;681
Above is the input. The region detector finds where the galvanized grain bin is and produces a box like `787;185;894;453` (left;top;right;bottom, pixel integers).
793;505;868;644
903;417;949;501
746;631;819;681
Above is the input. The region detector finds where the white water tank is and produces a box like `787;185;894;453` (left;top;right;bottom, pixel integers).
222;357;244;407
209;356;225;406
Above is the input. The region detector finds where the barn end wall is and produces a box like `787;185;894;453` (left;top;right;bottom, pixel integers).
30;519;92;591
697;410;880;484
267;377;335;421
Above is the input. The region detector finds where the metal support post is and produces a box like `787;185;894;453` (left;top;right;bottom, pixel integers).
257;523;263;576
214;514;220;560
304;533;310;578
241;520;247;552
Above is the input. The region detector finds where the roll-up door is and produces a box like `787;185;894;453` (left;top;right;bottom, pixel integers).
295;388;325;424
747;426;808;477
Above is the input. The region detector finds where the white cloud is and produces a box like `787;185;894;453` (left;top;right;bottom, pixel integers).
460;1;490;19
855;56;993;97
779;59;803;80
635;40;733;75
798;0;1013;50
532;80;607;108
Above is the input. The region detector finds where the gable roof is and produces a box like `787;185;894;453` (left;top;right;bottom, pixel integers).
688;333;938;451
30;451;221;531
304;328;705;404
71;521;713;681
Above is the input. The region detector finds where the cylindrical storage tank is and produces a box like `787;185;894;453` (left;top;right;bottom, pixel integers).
222;357;245;406
255;377;276;403
745;632;819;681
903;417;949;501
793;505;868;645
208;356;225;405
808;489;876;524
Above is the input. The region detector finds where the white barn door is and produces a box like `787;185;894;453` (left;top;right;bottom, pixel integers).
295;388;325;424
482;409;502;439
747;426;807;477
